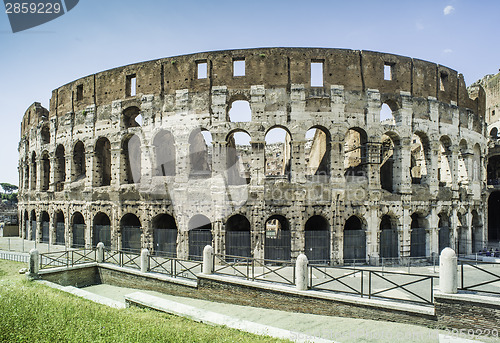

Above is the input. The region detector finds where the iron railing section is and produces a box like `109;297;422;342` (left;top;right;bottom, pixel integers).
149;255;202;280
459;261;500;296
39;248;96;270
103;249;141;270
309;265;363;297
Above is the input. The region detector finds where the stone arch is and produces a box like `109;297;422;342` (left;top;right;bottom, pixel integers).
72;141;86;181
40;211;50;243
121;134;142;184
55;144;66;191
55;210;65;245
41;124;50;144
189;129;212;176
438;136;452;186
380;102;396;124
93;212;111;247
410;212;427;257
152;214;177;257
41;150;50;191
123;106;142;128
304;215;330;263
380;131;401;193
153;130;176;176
490;127;498;139
343;215;366;263
188;214;212;259
225;214;251;257
379;215;399;259
305;126;331;177
264;214;291;261
71;212;85;248
344;128;367;180
120;213;142;252
94;137;111;187
438;212;451;253
228;100;251;122
411;132;430;184
226;130;251;185
265;126;292;177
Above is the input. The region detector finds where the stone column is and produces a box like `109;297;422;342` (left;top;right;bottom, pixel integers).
296;254;308;291
202;245;214;274
439;248;457;294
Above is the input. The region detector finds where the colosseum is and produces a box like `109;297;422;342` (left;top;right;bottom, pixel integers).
17;47;488;264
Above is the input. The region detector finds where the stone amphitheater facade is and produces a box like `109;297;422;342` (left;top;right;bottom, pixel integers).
17;48;488;264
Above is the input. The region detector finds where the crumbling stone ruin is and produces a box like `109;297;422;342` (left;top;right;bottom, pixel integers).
17;48;488;263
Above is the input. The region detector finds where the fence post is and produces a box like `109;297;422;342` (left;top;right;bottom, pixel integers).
202;245;213;274
439;247;457;294
96;242;105;263
27;248;39;280
296;253;308;291
141;249;149;273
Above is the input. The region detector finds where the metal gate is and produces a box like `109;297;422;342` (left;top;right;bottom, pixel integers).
343;230;366;262
121;226;142;253
189;230;212;259
410;227;426;257
56;222;65;245
265;230;291;261
226;231;251;257
305;230;330;263
72;223;85;248
154;229;177;257
93;225;111;247
31;221;36;240
41;222;49;243
439;226;450;253
380;229;398;258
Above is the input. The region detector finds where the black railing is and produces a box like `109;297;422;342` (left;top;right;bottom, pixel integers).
103;249;141;269
459;261;500;296
149;255;202;280
39;248;96;270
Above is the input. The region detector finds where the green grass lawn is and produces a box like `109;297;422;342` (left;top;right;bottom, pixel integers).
0;260;288;342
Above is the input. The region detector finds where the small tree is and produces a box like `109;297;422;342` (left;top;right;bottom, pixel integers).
0;183;18;195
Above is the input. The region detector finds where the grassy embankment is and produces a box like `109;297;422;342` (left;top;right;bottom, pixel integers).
0;260;288;342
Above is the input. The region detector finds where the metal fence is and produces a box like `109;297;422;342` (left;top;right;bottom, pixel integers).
459;261;500;296
149;255;202;281
103;249;141;269
39;248;96;269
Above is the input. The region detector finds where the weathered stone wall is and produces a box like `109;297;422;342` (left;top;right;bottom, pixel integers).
18;48;487;263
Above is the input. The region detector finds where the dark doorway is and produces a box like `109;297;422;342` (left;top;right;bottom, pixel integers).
55;211;65;245
225;214;251;258
153;214;177;257
488;191;500;242
438;214;450;254
264;215;291;261
304;215;330;263
188;215;212;259
379;215;398;259
343;216;366;263
410;213;426;257
72;212;85;248
121;214;142;253
93;212;111;247
41;212;50;243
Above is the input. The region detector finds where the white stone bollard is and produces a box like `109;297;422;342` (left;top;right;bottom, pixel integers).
202;245;214;274
296;253;309;291
141;249;150;273
27;248;39;280
439;247;458;294
96;242;105;263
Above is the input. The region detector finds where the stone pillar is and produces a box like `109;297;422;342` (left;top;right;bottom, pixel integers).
202;245;214;274
398;137;412;194
367;205;379;264
96;242;105;263
27;248;39;280
140;248;149;273
427;206;439;257
296;253;308;291
400;202;412;259
439;248;457;294
450;206;458;251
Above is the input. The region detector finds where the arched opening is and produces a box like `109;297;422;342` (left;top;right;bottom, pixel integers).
153;214;177;257
344;128;367;180
380;133;400;193
264;215;291;261
488;191;500;242
225;214;251;257
121;134;141;184
123;106;142;128
153;130;176;176
55;145;65;191
265;127;291;177
410;213;426;257
343;216;366;263
31;152;37;190
189;129;212;176
438;136;452;187
471;210;482;253
228;100;251;122
438;213;451;254
304;215;330;263
55;211;65;245
94;137;111;186
305;128;330;178
30;210;36;241
473;144;481;182
410;133;429;184
72;141;86;181
41;124;50;144
380;103;395;124
379;215;398;259
72;212;85;248
226;131;251;185
457;140;469;186
93;212;111;247
120;213;142;253
23;210;28;239
487;155;500;185
41;211;50;243
188;215;212;259
456;212;468;255
41;151;50;191
490;127;498;140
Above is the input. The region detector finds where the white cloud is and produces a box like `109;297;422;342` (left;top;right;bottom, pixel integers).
443;5;455;15
443;49;453;54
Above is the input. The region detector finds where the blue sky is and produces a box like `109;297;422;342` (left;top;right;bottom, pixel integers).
0;0;499;186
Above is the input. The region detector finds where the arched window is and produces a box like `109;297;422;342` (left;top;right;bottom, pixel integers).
410;213;427;257
72;141;86;181
41;124;50;144
411;133;429;184
225;214;251;257
490;127;498;140
55;211;65;245
41;211;50;243
121;134;141;184
153;130;176;176
379;215;398;259
265;127;291;177
188;215;212;259
93;212;111;247
72;212;85;248
344;128;367;180
94;138;111;186
304;215;330;263
153;214;177;257
305;128;330;178
55;145;65;191
41;151;50;191
123;106;142;128
228;100;251;122
343;216;365;263
438;136;452;187
189;129;212;176
380;103;395;124
264;215;291;261
226;131;251;185
121;213;142;252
